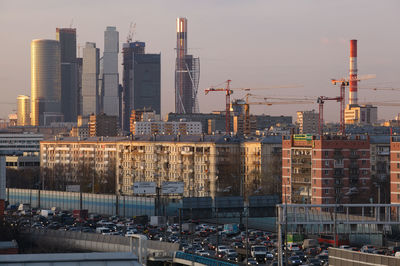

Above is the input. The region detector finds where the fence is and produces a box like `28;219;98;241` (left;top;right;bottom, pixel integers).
7;188;158;217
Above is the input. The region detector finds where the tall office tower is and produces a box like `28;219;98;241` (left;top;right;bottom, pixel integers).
102;26;119;117
175;17;200;114
56;28;78;122
82;42;100;116
122;42;161;131
17;95;30;126
76;57;83;116
31;39;62;126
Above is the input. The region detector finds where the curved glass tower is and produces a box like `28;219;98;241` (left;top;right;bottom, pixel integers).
31;39;61;126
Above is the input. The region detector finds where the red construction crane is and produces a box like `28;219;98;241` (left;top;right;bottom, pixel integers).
317;96;342;135
205;79;233;133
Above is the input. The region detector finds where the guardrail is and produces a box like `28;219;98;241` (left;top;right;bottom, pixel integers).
329;247;400;266
174;251;238;266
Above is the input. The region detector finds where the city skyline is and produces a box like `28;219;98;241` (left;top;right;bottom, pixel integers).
1;0;399;122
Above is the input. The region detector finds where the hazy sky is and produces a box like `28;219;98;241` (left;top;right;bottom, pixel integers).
1;0;399;122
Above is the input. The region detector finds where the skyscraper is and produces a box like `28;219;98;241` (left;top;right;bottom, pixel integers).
82;42;99;116
30;39;62;126
17;95;30;126
102;26;119;117
175;17;200;114
122;42;161;131
56;28;78;122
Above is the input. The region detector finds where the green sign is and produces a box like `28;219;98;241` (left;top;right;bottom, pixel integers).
293;134;313;141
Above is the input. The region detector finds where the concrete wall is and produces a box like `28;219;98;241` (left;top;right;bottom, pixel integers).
329;247;400;266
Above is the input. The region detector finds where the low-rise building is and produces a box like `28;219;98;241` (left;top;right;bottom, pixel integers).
131;121;202;135
0;133;42;169
345;104;377;125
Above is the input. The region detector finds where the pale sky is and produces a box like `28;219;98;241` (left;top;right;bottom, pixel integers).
1;0;399;122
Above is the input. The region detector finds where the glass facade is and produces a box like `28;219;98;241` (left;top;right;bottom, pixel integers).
30;39;61;126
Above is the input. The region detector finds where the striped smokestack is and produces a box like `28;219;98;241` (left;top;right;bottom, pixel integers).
349;39;358;105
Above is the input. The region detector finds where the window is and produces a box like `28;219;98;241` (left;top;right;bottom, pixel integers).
314;179;316;184
362;151;366;156
324;151;329;157
324;179;329;185
323;189;329;195
325;160;330;166
362;160;366;165
324;170;329;175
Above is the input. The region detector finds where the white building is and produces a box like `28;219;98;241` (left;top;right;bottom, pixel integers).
0;133;43;169
82;42;100;116
102;27;119;117
131;121;202;135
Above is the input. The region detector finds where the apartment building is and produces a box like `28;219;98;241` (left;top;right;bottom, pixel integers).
296;110;319;134
282;134;370;206
131;121;202;135
89;113;118;137
390;136;400;204
40;137;119;191
370;136;390;204
40;135;282;198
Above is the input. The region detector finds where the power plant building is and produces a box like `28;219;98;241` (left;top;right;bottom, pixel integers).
82;42;100;116
122;42;161;131
56;28;78;122
102;26;119;117
30;39;62;126
17;95;30;126
175;17;200;114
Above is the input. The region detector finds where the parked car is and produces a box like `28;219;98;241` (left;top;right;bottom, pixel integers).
360;245;376;253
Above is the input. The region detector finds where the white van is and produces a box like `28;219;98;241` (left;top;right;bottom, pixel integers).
96;227;111;235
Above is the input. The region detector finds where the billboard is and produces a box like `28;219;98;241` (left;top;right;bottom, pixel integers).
133;182;156;194
66;185;80;192
162;182;184;194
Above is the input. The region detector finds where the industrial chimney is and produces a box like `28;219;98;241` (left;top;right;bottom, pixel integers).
349;40;358;105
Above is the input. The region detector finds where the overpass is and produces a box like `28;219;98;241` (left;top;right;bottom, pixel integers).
25;229;179;265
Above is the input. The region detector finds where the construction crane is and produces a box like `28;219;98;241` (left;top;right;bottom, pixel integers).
331;74;376;136
317;96;342;135
126;22;136;43
205;80;303;134
236;93;313;135
205;80;233;133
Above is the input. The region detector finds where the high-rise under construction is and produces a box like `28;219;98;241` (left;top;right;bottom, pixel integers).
175;17;200;114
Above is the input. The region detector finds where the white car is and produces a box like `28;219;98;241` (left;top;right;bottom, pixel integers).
287;243;301;251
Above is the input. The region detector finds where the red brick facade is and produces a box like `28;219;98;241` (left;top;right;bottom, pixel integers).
283;135;370;205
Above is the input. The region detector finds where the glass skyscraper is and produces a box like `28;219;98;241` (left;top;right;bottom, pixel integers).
30;39;61;126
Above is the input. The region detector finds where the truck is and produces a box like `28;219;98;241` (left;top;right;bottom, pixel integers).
150;216;166;227
182;223;196;234
18;203;30;212
223;223;240;236
40;209;54;218
73;209;88;220
251;245;268;263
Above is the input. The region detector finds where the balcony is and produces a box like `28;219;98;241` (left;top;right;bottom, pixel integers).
334;161;344;168
377;150;390;156
349;153;359;159
181;150;193;156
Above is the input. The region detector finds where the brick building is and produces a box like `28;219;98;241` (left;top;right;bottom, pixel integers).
282;134;370;206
